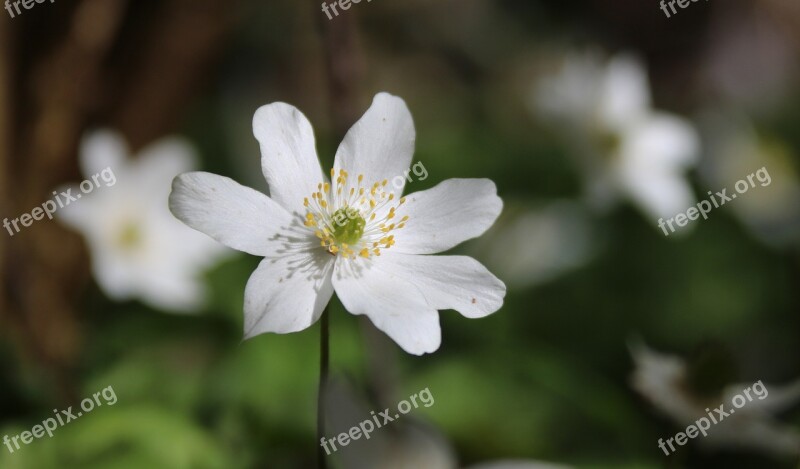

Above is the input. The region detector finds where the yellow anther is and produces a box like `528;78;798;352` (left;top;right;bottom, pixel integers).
303;175;409;260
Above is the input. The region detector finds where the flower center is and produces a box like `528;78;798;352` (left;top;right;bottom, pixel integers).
598;131;621;155
331;207;365;245
302;169;409;259
117;222;142;250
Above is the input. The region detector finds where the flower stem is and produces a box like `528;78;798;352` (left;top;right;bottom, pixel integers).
317;305;330;469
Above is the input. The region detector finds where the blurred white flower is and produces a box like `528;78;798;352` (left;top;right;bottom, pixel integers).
326;379;571;469
535;52;700;225
472;201;595;289
169;93;505;355
630;343;800;456
701;112;800;246
57;130;231;312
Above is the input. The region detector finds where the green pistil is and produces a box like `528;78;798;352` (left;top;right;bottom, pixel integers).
331;207;365;245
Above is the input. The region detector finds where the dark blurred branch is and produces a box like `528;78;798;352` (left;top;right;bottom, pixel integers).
1;0;129;405
109;0;233;150
314;3;365;139
312;0;401;422
0;0;234;406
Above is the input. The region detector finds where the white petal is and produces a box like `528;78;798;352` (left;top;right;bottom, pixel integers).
618;114;699;220
394;179;502;255
253;102;325;215
620;169;696;223
55;184;95;230
333;93;415;196
629;343;700;424
378;252;505;318
333;258;440;355
89;243;140;301
169;172;299;256
599;54;651;129
478;202;595;288
723;379;800;415
131;137;198;199
133;264;206;312
535;51;604;124
623;113;699;169
244;251;334;337
79;129;128;178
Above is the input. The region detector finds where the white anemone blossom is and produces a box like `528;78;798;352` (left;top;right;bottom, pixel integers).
631;343;800;456
169;93;505;355
535;51;700;225
57;130;231;312
472;201;595;289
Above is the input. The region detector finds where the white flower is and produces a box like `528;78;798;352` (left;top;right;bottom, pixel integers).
630;343;800;456
169;93;505;355
57;130;231;312
701;112;800;246
535;52;700;224
472;201;594;289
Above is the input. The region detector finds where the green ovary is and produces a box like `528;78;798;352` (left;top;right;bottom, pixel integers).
117;223;142;249
332;207;365;245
